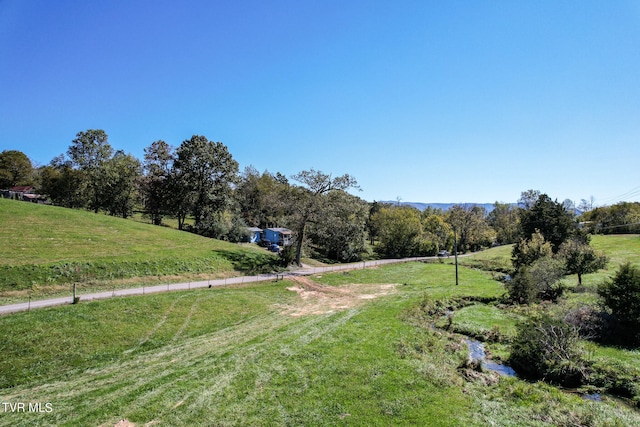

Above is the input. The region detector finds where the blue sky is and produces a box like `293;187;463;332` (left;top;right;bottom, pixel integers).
1;0;639;205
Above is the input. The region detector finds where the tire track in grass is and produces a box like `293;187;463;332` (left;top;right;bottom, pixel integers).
38;310;355;425
172;298;198;342
3;284;370;426
2;312;295;426
123;297;181;354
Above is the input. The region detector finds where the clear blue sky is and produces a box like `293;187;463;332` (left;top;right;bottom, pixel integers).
1;0;639;205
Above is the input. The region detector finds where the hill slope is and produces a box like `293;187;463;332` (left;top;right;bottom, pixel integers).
0;199;277;294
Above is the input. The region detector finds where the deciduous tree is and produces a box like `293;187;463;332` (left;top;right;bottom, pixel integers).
235;166;289;229
67;129;114;212
558;236;607;286
172;135;239;232
487;202;519;245
507;256;566;304
445;204;496;253
97;151;142;218
371;205;423;258
307;190;369;262
141;140;174;225
0;150;32;188
38;160;86;208
511;230;553;270
288;169;358;266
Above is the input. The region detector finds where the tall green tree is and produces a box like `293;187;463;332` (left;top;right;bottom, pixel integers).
371;205;424;258
307;190;369;262
141;140;174;225
445;204;496;253
421;209;452;253
487;202;519;245
235;166;290;229
97;151;142;218
518;193;578;252
287;169;358;266
38;159;86;208
511;230;553;270
172;135;239;232
67;129;114;212
366;201;386;245
0;150;33;188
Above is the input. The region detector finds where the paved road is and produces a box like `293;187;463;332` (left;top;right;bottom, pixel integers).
0;257;432;315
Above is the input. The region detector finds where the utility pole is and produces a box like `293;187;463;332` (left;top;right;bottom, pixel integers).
454;226;459;286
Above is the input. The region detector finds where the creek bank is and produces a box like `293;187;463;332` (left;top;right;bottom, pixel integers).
465;338;612;403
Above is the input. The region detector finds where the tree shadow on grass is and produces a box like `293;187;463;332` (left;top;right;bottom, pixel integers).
211;250;284;275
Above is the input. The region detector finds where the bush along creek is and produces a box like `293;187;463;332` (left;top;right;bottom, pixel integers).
403;293;640;407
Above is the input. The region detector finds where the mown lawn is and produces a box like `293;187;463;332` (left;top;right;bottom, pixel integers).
2;261;639;426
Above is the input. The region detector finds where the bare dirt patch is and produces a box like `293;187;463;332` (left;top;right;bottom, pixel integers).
279;276;397;317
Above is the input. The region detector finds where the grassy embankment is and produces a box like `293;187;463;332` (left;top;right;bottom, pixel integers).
0;198;280;303
1;233;640;425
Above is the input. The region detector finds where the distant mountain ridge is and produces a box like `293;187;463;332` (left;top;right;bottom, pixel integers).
378;201;503;212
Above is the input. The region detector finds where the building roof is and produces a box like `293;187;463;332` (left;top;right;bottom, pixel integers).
10;186;35;193
266;227;291;234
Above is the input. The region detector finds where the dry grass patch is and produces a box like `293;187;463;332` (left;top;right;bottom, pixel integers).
279;276;397;317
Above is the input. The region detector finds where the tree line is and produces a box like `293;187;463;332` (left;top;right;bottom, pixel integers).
0;129;634;266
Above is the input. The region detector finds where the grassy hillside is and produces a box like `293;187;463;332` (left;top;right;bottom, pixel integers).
0;199;278;299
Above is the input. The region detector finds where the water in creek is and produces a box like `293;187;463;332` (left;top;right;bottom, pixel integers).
466;339;517;376
466;339;605;402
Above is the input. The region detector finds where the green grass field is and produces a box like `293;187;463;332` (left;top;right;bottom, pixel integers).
3;262;639;426
2;200;640;425
0;199;279;301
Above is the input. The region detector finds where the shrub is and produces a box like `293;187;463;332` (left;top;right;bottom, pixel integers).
598;263;640;346
509;311;587;387
511;230;553;271
506;257;565;304
563;305;613;341
278;244;297;267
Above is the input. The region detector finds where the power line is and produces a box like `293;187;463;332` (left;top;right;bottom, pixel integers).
595;221;640;231
600;185;640;205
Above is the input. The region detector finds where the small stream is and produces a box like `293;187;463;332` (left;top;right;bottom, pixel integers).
466;339;604;401
465;339;516;376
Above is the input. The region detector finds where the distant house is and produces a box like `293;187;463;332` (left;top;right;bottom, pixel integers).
10;186;34;196
0;185;47;203
264;228;292;246
5;186;45;203
246;227;263;243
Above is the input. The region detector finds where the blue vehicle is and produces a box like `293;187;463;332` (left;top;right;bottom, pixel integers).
268;243;280;252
